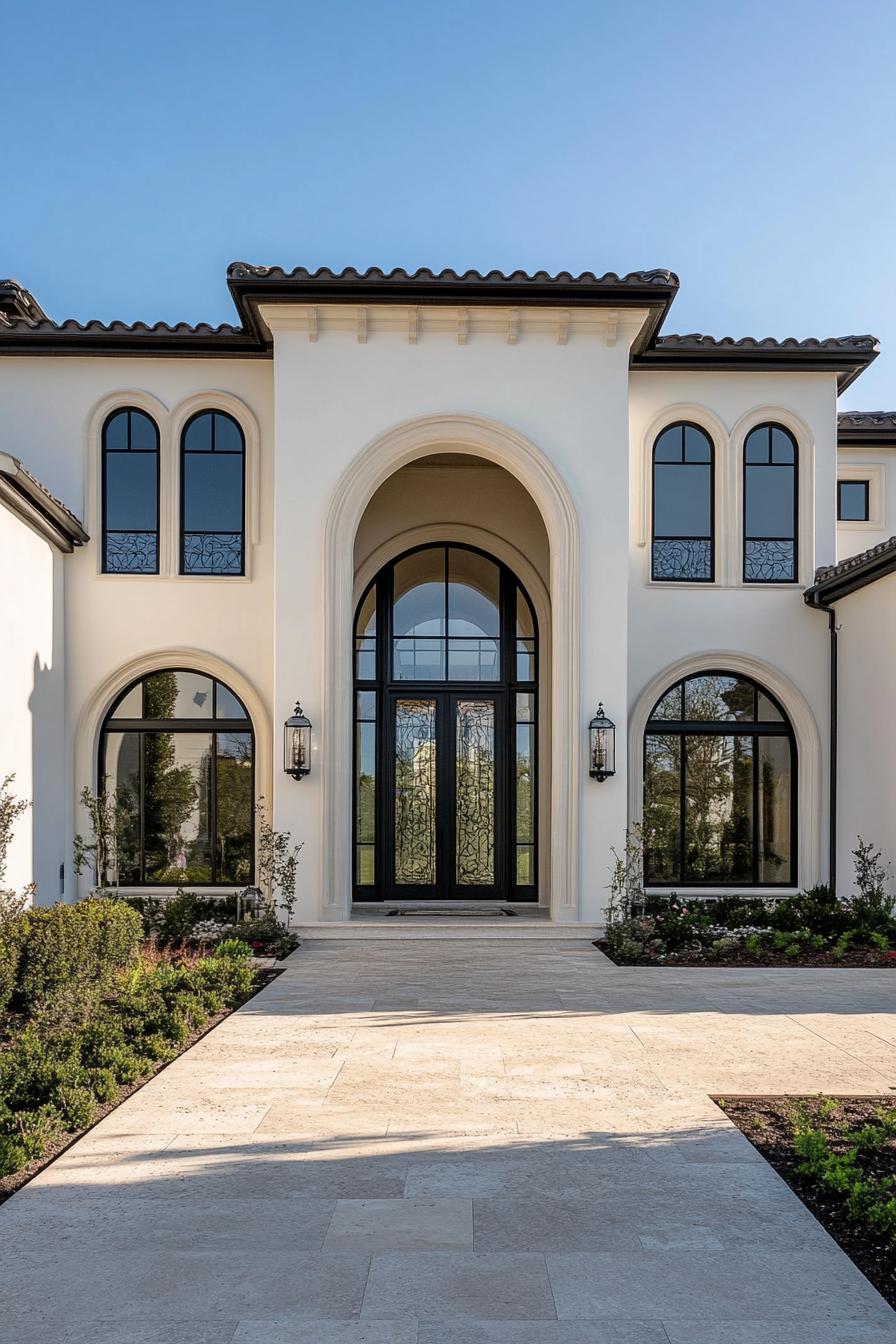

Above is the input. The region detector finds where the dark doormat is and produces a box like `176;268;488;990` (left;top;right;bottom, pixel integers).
386;906;518;917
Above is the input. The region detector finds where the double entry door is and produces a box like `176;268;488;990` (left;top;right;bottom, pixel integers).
387;690;505;900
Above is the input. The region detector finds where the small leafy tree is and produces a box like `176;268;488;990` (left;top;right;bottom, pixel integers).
849;837;894;935
73;781;121;892
255;799;303;927
606;824;647;927
0;773;32;916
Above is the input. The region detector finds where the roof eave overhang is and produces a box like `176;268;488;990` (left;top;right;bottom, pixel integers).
226;273;678;355
633;345;879;392
804;550;896;606
0;330;266;358
0;456;89;552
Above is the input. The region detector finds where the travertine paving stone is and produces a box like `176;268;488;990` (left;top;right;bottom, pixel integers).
1;939;895;1339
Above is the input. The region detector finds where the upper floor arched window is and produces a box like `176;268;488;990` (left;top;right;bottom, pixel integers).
180;410;245;575
743;423;798;582
100;668;254;886
102;408;160;573
651;422;714;582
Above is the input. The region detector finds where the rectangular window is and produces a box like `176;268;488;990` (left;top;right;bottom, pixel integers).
837;479;870;522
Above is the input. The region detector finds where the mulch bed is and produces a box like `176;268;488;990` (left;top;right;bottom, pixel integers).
722;1095;896;1309
0;967;281;1207
595;941;896;968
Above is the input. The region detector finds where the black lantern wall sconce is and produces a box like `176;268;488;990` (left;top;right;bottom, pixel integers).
589;704;616;781
284;703;312;779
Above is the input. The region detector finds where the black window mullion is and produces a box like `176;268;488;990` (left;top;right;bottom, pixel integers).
680;732;687;884
752;731;759;885
210;731;218;884
138;730;146;884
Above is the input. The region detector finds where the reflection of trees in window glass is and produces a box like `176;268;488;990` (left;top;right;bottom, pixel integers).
644;672;794;887
100;671;254;885
644;735;680;882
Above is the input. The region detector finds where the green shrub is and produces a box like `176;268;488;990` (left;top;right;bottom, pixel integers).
0;947;258;1179
770;885;848;936
0;914;26;1021
214;938;252;961
16;899;142;1011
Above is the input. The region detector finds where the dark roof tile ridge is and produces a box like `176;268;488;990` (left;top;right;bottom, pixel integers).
657;333;879;351
226;261;680;287
813;536;896;582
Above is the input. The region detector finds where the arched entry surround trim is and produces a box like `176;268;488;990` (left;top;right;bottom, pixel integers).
74;648;272;899
354;523;553;905
323;413;580;921
628;651;822;892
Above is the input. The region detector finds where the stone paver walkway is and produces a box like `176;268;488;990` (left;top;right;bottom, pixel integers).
3;939;896;1342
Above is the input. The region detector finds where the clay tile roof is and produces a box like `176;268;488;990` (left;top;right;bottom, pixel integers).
0;453;88;551
225;262;680;289
805;536;896;603
837;411;896;443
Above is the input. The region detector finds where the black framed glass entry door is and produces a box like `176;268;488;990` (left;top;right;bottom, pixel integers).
353;544;538;903
390;692;503;900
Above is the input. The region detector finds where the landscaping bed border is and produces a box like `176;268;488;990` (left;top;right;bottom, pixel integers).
0;964;283;1206
721;1095;896;1310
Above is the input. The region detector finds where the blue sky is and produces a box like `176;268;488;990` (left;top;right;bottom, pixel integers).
5;0;896;406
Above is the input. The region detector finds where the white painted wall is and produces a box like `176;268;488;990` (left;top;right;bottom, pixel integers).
836;443;894;561
0;329;866;919
834;573;896;897
627;371;840;891
0;357;275;898
354;459;550;587
268;306;637;921
0;503;65;903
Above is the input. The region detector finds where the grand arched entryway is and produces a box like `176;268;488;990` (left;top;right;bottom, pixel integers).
353;542;538;902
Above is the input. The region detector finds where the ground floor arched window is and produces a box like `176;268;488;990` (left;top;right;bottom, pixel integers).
100;669;254;886
643;670;796;887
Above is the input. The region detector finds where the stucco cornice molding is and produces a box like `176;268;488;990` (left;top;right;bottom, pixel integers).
321;412;581;922
257;303;648;348
628;650;822;891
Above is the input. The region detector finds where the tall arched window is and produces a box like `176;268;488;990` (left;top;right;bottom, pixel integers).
643;671;796;887
180;410;245;575
353;543;538;901
651;423;714;582
100;669;254;885
743;423;798;582
102;408;160;573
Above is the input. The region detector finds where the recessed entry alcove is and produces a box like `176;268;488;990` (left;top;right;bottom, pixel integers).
351;454;552;908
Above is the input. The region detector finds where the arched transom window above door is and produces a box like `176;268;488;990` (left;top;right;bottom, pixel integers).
100;669;254;886
643;671;796;888
353;543;538;902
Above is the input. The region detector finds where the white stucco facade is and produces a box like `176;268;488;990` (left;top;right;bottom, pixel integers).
0;265;892;916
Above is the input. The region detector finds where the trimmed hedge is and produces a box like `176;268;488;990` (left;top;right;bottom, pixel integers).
15;899;142;1012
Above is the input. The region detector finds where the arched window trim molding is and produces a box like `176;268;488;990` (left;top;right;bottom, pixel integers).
74;649;272;897
322;412;582;923
170;392;260;581
639;405;730;585
628;652;823;893
730;406;814;588
85;390;170;576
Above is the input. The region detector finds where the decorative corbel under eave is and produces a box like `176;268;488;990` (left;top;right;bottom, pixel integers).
457;308;469;346
357;307;368;344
